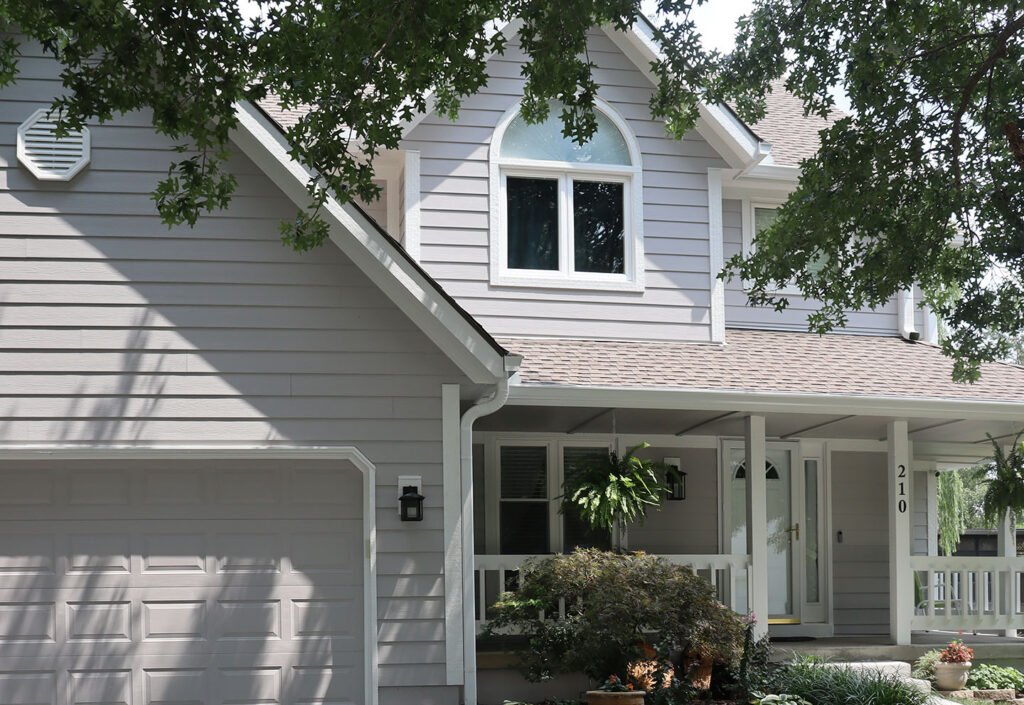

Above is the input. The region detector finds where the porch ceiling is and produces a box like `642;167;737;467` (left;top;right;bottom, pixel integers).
475;403;1022;448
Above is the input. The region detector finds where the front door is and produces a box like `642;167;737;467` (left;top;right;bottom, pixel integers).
723;443;828;630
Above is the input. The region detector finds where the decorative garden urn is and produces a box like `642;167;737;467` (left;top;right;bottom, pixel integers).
935;661;971;691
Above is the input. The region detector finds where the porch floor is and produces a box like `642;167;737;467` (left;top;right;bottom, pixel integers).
772;631;1024;664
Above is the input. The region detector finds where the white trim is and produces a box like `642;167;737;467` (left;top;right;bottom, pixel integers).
0;443;379;705
232;101;506;384
441;384;464;685
403;150;422;261
508;383;1024;422
487;97;645;292
741;198;807;296
887;421;912;645
898;287;917;340
707;168;725;342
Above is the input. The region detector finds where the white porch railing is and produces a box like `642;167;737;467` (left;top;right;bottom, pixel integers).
474;553;751;631
910;556;1024;631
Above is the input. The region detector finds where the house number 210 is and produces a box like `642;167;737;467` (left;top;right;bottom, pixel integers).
896;464;907;513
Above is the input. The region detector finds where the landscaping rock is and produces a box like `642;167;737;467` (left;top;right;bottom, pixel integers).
938;690;1017;701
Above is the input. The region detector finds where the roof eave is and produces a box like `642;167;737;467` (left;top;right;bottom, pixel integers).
508;383;1024;422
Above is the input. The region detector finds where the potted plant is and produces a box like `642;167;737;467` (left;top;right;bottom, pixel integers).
561;442;676;551
587;675;644;705
934;640;973;690
482;549;745;697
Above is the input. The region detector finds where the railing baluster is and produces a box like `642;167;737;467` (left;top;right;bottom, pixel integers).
960;568;969;617
927;569;936;618
478;568;486;626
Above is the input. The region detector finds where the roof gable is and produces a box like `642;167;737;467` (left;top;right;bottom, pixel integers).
231;101;511;385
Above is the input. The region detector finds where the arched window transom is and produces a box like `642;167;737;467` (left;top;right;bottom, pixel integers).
489;100;643;291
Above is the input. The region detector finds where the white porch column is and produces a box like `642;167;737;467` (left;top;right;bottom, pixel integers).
745;414;769;638
997;508;1017;638
887;420;912;645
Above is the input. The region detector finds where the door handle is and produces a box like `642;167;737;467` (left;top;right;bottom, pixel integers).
786;522;800;541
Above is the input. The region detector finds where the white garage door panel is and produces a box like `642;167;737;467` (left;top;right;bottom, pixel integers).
0;461;365;705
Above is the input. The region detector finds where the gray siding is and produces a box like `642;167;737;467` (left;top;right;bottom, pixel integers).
404;29;726;343
630;447;718;553
831;451;889;635
1;41;468;705
722;199;902;335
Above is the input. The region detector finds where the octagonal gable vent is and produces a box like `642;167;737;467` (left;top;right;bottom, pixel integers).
17;108;91;181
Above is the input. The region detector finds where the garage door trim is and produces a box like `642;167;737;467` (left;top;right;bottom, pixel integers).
0;443;379;705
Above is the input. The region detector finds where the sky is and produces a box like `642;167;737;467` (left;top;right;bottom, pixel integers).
640;0;756;54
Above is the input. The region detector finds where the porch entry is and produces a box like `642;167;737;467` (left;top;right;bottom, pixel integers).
722;442;828;630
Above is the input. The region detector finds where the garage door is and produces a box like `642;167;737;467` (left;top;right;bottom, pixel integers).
0;459;365;705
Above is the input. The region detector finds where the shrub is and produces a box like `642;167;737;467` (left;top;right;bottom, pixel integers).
483;549;746;685
750;694;812;705
912;650;942;682
966;664;1024;692
773;659;930;705
712;618;777;700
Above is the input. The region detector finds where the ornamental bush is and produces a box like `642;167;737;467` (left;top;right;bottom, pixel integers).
912;650;942;683
483;549;745;685
966;664;1024;692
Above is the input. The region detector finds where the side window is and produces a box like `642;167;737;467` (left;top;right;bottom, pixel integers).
490;100;642;291
743;202;825;294
499;446;550;554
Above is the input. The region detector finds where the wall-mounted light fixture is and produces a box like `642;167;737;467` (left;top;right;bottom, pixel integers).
664;457;686;501
398;475;424;522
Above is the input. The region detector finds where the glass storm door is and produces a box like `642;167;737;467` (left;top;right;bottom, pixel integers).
725;444;802;623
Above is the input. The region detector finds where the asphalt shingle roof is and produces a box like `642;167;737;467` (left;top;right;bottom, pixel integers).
749;80;842;166
499;330;1024;403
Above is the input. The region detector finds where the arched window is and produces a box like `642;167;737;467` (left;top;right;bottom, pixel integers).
733;460;781;480
489;100;643;291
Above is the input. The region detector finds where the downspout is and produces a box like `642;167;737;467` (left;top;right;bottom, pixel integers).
898;287;919;341
460;354;522;705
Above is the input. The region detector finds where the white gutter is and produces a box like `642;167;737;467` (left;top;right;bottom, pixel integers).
459;354;522;705
898;287;919;340
735;141;773;178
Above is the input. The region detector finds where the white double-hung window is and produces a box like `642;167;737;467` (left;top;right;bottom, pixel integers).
489;100;643;291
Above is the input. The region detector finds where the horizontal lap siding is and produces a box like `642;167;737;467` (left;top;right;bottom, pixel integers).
404;30;723;343
1;42;463;704
722;199;901;335
831;451;890;635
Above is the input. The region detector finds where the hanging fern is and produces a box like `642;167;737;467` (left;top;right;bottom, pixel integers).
937;470;968;556
561;442;675;544
975;430;1024;530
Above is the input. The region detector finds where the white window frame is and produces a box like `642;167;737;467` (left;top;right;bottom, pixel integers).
488;98;645;292
741;198;805;296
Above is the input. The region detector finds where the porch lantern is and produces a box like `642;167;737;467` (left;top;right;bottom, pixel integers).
399;485;425;522
664;457;686;501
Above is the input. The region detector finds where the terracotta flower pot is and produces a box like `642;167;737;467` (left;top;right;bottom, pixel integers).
686;652;714;690
586;691;646;705
935;661;971;691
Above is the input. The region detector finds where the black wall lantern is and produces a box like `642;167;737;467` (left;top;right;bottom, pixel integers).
665;457;686;501
399;477;425;522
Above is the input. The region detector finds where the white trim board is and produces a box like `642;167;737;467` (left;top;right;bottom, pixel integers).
232;101;506;384
0;443;379;705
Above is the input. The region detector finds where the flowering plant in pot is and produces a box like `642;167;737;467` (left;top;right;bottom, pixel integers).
935;640;973;691
586;675;645;705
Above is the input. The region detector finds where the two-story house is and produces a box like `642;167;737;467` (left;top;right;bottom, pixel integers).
1;15;1023;705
